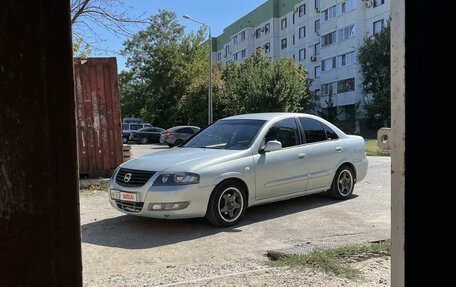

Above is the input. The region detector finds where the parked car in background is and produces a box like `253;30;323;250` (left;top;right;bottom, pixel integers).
129;127;165;144
160;126;200;147
122;122;152;144
109;113;368;227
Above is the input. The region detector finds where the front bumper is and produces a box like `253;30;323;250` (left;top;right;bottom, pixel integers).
109;177;214;219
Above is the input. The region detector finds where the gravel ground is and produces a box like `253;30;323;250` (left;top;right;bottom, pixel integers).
80;154;391;286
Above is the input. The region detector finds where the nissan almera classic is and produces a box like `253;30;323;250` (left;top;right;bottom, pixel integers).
109;113;368;227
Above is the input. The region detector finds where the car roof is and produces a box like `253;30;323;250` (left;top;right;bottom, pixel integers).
168;125;200;130
222;112;315;121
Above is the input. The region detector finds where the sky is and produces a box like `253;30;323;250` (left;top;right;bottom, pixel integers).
88;0;267;71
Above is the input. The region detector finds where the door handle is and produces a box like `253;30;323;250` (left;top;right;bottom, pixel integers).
335;146;343;152
298;153;306;159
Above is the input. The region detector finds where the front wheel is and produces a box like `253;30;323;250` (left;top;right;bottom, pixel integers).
206;180;247;227
122;137;128;144
140;137;148;144
327;165;355;200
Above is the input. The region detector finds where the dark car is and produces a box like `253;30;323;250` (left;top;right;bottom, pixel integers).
159;126;200;147
122;122;152;144
129;127;165;144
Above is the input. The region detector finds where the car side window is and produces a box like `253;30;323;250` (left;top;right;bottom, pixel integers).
299;118;327;143
323;124;339;140
122;123;129;130
265;118;299;148
130;124;142;130
179;127;193;134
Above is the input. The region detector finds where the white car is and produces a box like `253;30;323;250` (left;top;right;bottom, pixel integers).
109;113;368;227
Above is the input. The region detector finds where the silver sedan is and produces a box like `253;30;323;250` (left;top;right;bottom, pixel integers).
109;113;368;227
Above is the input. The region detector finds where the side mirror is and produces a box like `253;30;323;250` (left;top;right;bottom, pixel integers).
263;140;282;153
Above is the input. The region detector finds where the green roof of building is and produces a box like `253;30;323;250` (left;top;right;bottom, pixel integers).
213;0;304;52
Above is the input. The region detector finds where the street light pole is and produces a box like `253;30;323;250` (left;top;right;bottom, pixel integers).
183;15;213;124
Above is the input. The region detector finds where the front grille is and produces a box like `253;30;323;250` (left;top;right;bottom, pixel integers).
116;200;144;213
116;168;156;187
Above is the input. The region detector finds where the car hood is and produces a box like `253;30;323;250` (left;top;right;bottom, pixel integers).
121;148;246;172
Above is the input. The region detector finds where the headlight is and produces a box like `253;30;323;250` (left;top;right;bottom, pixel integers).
153;172;200;185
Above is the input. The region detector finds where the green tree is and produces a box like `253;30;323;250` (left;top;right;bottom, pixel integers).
120;10;207;128
358;24;391;126
318;92;342;123
221;51;313;116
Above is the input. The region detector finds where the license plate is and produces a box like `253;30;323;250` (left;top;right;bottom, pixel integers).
110;190;137;202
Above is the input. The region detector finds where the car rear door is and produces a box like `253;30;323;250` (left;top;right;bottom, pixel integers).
298;117;345;191
254;117;308;200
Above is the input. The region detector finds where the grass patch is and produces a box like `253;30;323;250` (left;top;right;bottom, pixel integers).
79;180;109;196
364;139;391;156
268;240;391;280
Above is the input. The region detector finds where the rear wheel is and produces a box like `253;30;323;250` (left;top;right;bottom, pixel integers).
327;165;355;200
140;137;148;144
167;144;174;148
122;137;128;144
174;139;183;146
206;180;247;227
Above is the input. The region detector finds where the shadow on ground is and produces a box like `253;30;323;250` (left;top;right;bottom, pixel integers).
81;193;357;250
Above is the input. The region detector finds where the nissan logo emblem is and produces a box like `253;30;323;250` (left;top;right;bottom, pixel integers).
124;173;132;183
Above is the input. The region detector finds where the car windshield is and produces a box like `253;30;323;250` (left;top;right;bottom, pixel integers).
183;119;266;150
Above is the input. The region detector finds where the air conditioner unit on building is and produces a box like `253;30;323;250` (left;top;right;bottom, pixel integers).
315;7;320;12
364;0;373;8
310;55;317;62
316;31;320;36
260;27;265;32
293;7;299;13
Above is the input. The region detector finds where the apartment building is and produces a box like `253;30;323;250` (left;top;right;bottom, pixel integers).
212;0;390;120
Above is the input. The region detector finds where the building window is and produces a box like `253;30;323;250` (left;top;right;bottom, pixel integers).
265;23;270;34
321;82;336;96
321;31;336;47
337;78;355;93
264;43;270;53
346;0;356;11
374;0;385;7
321;57;336;71
322;5;337;22
315;66;321;78
224;45;230;58
293;34;295;45
241;49;247;58
217;52;221;61
299;26;306;39
240;31;246;41
299;4;306;17
338;51;356;67
314;42;320;55
281;18;287;30
315;0;320;11
234;52;238;61
315;19;320;33
314;88;321;96
281;38;287;49
233;35;238;45
373;19;384;34
337;24;355;42
255;28;261;39
293;13;295;25
299;48;306;61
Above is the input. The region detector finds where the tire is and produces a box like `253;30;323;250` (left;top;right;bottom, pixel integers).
174;139;183;146
122;137;128;144
167;144;174;148
206;180;247;227
327;165;355;200
140;137;148;144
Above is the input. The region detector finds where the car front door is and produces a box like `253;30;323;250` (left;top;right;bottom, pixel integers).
254;118;308;200
298;117;345;191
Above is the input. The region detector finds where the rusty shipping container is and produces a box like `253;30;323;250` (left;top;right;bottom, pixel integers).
74;58;123;178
